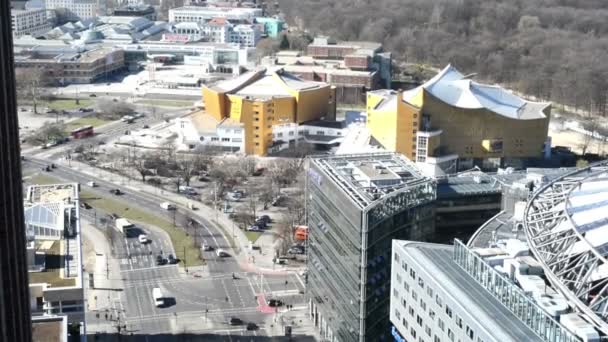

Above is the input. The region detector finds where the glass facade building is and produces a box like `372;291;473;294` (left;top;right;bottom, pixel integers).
306;153;436;342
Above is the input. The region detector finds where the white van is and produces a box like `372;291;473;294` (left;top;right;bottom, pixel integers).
160;202;176;210
216;249;227;257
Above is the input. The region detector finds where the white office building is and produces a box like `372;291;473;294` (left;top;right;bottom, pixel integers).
174;113;244;152
11;7;52;37
230;24;260;47
169;6;262;23
44;0;105;21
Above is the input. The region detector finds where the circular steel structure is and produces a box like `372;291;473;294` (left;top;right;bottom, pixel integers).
524;161;608;333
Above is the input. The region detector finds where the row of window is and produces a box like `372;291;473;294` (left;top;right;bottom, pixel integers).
394;255;482;342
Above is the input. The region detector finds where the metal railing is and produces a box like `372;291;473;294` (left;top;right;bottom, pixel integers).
453;239;580;342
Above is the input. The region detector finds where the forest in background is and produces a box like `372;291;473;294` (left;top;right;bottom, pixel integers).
277;0;608;116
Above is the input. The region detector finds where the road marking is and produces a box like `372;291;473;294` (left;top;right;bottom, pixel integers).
120;264;177;273
295;272;305;288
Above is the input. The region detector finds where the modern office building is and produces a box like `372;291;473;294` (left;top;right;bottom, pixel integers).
1;1;33;339
254;16;284;38
366;65;552;175
307;153;436;342
390;161;608;342
11;7;52;37
202;67;336;155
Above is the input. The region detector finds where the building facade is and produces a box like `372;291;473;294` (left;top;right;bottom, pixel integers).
389;240;570;342
1;0;33;339
112;4;156;21
254;17;284;38
367;65;552;174
11;8;52;37
44;0;104;21
307;153;436;341
14;47;124;84
169;6;262;23
202;67;336;155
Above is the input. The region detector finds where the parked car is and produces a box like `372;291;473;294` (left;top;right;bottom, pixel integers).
288;247;305;255
138;234;148;244
216;249;228;257
258;215;271;223
86;181;96;187
268;299;284;307
247;225;261;232
201;241;212;251
42;165;51;172
80;202;92;210
254;219;267;228
167;254;178;264
229;317;243;326
89;94;96;97
109;189;122;195
156;255;167;265
142;124;150;129
246;323;258;331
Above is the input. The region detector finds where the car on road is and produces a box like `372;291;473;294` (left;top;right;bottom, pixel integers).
247;225;261;232
42;165;51;172
160;202;176;210
89;94;96;97
288;247;305;255
109;189;122;195
201;242;212;251
142;124;150;129
254;219;267;228
138;234;149;244
246;323;258;331
134;113;145;119
229;317;243;326
258;215;271;223
156;255;167;265
80;202;92;210
216;249;228;257
167;254;178;264
86;181;97;187
268;299;284;307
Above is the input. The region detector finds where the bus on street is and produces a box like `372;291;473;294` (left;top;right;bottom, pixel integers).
70;125;94;139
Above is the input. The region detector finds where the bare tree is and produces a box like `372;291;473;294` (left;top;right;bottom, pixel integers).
95;99;134;120
580;118;598;155
27;121;66;145
132;152;154;182
16;68;49;114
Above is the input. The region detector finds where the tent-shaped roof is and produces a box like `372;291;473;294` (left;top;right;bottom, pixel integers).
24;203;62;230
404;64;550;120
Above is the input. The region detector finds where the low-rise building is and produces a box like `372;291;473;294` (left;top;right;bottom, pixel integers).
44;0;105;21
171;18;261;47
169;6;262;23
112;4;156;21
202;67;336;155
254;17;284;38
366;65;552;175
25;184;85;326
14;46;125;84
11;7;52;37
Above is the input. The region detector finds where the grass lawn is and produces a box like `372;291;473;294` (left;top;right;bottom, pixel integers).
46;99;93;111
245;231;263;243
136;99;193;108
80;190;203;267
64;116;111;132
29;173;62;185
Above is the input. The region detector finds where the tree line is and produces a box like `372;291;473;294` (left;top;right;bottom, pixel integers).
277;0;608;116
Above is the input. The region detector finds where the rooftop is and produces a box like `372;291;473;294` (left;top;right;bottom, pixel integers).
27;183;78;204
397;241;546;342
300;120;347;129
404;64;550;120
310;152;428;208
211;67;327;98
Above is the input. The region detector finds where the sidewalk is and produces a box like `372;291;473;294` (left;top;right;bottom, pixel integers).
81;220;125;334
63;159;302;275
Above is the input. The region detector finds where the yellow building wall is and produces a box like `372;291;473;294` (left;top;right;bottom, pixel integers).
273;96;296;123
240;99;256;155
420;91;551;159
202;87;226;121
226;95;244;122
367;93;420;160
294;86;331;123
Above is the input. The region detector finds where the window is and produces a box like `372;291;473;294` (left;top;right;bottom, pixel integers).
410;269;416;279
445;305;452;318
434;336;441;342
466;326;474;339
404;281;410;292
395;308;401;320
408;306;414;316
425;325;431;337
221;137;230;142
438;318;444;331
397;273;402;283
211;137;219;141
403;318;408;329
402;261;408;271
420;299;426;311
416;314;423;326
436;295;443;307
427;286;434;298
412;291;417;300
233;138;242;142
410;328;417;339
393;288;398;298
418;277;424;288
447;329;454;341
456;316;462;328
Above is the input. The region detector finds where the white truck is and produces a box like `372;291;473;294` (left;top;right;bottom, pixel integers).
115;218;135;234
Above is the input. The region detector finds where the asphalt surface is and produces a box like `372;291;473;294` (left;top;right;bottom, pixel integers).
21;159;309;340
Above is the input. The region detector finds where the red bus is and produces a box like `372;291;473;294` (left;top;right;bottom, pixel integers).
70;125;94;139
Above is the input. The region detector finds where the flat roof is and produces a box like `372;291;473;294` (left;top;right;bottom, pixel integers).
27;184;78;204
32;316;67;342
310;152;428;208
398;241;545;342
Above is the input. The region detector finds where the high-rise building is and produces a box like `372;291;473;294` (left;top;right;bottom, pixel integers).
10;7;52;37
0;0;33;340
306;152;436;341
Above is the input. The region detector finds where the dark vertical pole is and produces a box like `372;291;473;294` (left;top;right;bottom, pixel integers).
0;2;33;341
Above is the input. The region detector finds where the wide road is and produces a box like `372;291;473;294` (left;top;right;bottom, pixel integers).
21;159;308;340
